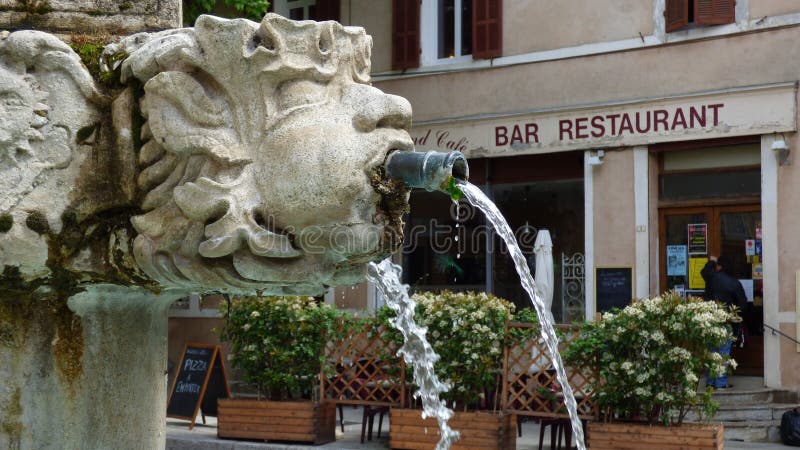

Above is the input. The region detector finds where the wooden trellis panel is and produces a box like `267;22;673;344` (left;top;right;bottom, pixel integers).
502;323;598;419
321;320;405;407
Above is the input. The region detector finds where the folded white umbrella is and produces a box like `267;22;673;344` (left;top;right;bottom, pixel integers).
534;229;554;311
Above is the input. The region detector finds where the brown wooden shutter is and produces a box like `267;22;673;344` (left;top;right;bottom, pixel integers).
392;0;420;70
664;0;689;32
309;0;341;21
473;0;502;59
695;0;735;25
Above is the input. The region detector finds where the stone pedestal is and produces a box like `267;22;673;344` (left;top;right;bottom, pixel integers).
0;285;182;449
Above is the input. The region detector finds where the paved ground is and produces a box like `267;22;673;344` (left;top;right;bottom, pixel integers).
166;406;793;449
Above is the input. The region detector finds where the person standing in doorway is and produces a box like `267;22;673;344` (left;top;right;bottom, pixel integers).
700;255;746;389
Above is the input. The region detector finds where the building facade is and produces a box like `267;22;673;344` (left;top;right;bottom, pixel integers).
172;0;800;390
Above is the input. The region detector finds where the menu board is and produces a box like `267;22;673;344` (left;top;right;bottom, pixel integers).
167;344;230;429
595;267;633;312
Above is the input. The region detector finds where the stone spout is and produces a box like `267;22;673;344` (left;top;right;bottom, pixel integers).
385;151;469;192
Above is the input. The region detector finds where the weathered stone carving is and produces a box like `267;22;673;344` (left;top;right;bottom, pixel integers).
0;14;414;449
0;30;104;277
110;14;412;294
1;14;413;295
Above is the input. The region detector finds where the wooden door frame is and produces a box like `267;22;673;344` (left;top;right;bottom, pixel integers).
658;204;760;292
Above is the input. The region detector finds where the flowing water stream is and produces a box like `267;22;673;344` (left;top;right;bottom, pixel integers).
458;180;586;450
367;260;460;450
367;179;586;450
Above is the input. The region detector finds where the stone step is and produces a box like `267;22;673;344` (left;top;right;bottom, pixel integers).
718;420;782;443
686;403;800;422
711;388;774;405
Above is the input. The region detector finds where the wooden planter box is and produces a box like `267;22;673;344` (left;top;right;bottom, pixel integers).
217;399;336;444
390;409;516;450
587;421;723;450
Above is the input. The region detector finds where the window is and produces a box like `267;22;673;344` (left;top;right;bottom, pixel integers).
437;0;472;59
392;0;502;70
273;0;340;21
665;0;735;32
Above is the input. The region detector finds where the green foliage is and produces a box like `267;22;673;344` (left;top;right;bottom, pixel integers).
443;177;464;201
219;295;340;400
68;34;127;88
563;292;740;425
183;0;270;26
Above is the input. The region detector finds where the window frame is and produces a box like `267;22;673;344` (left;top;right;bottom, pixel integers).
421;0;474;66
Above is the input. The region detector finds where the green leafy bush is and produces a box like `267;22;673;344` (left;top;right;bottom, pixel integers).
184;0;270;26
563;292;740;425
220;295;339;400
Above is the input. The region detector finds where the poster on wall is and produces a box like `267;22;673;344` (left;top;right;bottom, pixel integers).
688;257;708;290
687;224;708;255
666;245;687;276
745;239;756;256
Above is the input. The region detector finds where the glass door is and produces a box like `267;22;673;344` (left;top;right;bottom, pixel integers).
659;207;709;297
659;204;762;375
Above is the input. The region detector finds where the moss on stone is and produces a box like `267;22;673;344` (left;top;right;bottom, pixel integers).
50;298;84;384
25;210;50;235
68;34;126;89
0;213;13;233
369;165;411;255
0;387;22;444
118;1;132;10
17;0;52;15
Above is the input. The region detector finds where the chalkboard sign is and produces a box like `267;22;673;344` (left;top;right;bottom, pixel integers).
167;344;230;429
595;267;634;312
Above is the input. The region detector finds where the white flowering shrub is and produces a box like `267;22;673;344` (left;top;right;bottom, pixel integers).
385;291;527;409
219;296;340;400
563;292;740;425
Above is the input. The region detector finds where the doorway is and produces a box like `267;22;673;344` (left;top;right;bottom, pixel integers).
659;205;763;375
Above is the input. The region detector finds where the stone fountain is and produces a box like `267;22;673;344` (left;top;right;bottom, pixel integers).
0;14;433;449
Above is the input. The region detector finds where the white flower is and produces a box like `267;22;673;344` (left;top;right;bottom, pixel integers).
250;311;261;318
242;323;251;331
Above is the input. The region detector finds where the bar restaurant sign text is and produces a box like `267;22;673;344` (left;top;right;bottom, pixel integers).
411;83;797;158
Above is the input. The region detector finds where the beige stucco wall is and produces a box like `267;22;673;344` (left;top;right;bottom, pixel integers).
344;0;393;73
592;149;636;270
504;0;653;56
780;323;800;387
750;1;800;19
375;26;800;122
167;317;229;386
331;281;369;310
778;133;800;314
648;152;659;296
777;131;800;387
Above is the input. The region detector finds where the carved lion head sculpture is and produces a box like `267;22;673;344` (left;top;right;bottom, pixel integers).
108;14;413;295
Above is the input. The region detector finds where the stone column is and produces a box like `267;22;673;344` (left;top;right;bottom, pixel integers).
0;285;182;449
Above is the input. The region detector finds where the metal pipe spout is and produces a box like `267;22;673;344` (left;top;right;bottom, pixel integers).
384;150;469;192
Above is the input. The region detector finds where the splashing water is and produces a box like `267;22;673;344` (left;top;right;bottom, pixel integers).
458;180;587;450
367;260;460;450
